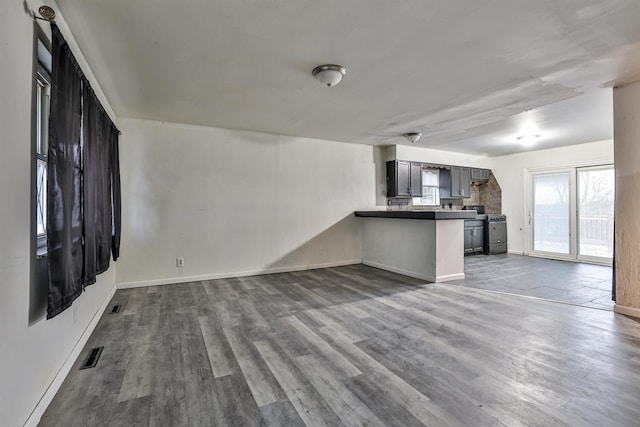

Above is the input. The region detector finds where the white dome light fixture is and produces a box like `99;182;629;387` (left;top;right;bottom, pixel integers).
312;64;346;87
517;134;540;146
403;132;422;144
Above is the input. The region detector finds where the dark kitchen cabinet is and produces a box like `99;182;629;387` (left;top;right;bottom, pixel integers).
439;168;451;199
451;166;471;198
464;219;484;253
471;168;490;182
386;161;422;197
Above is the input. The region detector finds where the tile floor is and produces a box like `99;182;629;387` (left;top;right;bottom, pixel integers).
449;254;614;310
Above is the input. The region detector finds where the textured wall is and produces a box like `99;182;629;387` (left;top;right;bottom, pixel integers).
614;81;640;310
116;119;375;286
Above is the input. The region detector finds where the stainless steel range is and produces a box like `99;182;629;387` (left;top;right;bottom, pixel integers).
484;214;507;254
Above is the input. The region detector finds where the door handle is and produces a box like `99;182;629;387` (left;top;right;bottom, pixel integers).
528;212;532;225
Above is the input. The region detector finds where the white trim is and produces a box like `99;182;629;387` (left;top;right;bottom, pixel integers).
24;283;118;427
508;249;525;256
362;260;434;282
525;159;614;173
434;272;466;282
362;261;464;283
527;252;613;267
614;304;640;319
117;260;363;289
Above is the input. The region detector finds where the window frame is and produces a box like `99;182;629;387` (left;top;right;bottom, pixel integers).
32;27;52;254
35;66;51;247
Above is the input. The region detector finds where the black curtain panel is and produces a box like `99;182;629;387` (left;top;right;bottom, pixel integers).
82;81;121;280
82;82;111;284
46;25;122;319
47;25;84;319
109;120;122;261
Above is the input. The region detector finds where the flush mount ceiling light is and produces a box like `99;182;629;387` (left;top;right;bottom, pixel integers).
403;132;422;144
517;134;540;146
312;64;346;87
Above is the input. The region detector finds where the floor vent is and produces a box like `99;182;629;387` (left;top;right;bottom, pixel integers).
80;347;104;370
110;304;121;314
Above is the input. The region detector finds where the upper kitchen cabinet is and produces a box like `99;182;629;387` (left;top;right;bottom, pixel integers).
450;166;471;198
386;160;422;198
470;168;491;183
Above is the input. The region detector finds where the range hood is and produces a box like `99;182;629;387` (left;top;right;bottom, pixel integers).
470;168;491;185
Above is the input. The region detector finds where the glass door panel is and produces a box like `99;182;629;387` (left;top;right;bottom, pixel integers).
577;166;615;260
533;172;571;254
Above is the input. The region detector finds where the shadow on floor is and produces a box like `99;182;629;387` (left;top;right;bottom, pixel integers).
447;253;614;310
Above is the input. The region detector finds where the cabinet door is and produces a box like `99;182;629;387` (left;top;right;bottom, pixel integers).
409;162;422;197
386;161;411;197
397;161;411;196
450;166;461;198
460;167;471;198
473;226;484;252
464;227;474;253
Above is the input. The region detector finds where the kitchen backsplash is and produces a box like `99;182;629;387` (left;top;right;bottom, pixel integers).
467;173;502;213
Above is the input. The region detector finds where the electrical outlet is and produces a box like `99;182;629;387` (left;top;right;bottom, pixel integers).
176;257;185;267
319;247;326;256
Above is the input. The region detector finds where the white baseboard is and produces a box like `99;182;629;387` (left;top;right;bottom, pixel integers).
508;250;525;255
117;259;363;289
24;283;118;427
362;260;435;283
434;272;465;282
614;304;640;319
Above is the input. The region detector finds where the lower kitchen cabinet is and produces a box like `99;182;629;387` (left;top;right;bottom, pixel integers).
464;220;484;253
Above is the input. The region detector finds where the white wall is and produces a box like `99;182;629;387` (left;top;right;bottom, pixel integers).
396;145;491;168
116;119;376;287
489;140;614;254
0;2;118;426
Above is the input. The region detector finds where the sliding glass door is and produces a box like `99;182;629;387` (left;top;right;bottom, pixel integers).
577;166;615;261
529;165;613;264
532;171;572;255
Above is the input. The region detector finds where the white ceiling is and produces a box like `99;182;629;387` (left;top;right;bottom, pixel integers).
54;0;640;156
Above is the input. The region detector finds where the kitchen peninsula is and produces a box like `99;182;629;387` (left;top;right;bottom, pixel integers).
355;210;477;282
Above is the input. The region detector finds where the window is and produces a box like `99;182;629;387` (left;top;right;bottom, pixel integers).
36;65;50;243
413;168;440;206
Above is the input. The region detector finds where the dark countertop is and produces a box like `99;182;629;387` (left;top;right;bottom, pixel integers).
354;210;478;220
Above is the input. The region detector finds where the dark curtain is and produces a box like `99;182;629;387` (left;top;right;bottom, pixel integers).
82;81;121;282
47;25;84;319
47;25;122;319
109;120;122;261
82;82;111;284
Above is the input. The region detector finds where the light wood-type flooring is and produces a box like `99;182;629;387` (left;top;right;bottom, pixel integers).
40;264;640;426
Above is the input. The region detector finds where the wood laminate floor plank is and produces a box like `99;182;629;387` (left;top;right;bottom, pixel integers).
39;263;640;427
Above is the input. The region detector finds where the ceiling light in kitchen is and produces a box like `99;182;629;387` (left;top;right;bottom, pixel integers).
517;134;540;146
403;132;422;143
312;64;346;87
